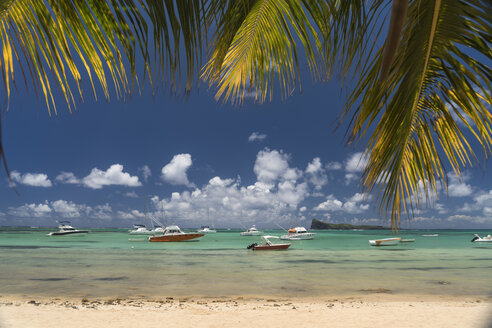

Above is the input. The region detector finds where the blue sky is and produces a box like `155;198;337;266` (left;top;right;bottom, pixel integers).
1;68;492;229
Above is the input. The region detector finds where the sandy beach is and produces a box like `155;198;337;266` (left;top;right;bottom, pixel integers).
1;295;490;328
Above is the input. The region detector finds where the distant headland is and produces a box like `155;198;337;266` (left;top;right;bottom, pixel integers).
310;219;390;230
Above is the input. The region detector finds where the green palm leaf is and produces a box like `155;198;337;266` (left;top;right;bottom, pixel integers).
345;0;492;228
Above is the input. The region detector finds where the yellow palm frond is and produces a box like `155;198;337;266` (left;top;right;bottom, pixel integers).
0;0;205;114
345;0;492;228
202;0;321;104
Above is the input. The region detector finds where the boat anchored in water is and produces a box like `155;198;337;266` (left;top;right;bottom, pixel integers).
128;224;154;235
369;237;401;246
240;225;262;236
247;236;291;251
471;234;492;243
47;221;88;236
148;225;204;242
197;226;217;234
280;227;316;240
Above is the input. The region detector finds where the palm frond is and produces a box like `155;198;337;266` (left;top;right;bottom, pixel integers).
0;0;206;114
202;0;321;104
345;0;492;228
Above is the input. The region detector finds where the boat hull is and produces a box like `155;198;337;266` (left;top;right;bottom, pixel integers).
253;244;291;250
240;232;262;236
279;233;316;240
48;230;88;236
369;238;401;246
149;233;204;242
472;240;492;243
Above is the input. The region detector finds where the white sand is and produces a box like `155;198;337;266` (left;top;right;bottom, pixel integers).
0;295;491;328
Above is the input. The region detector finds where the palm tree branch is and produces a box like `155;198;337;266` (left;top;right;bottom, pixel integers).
345;0;492;228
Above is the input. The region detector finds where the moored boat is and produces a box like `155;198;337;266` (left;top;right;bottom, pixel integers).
47;221;88;236
128;224;154;235
471;234;492;243
148;225;204;242
240;225;262;236
197;226;217;234
247;236;290;251
400;239;416;243
369;237;401;246
280;227;316;240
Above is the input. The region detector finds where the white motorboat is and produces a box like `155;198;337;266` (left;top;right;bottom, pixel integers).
149;225;204;242
280;227;316;240
471;234;492;243
369;237;401;246
422;234;439;237
197;226;217;234
47;221;88;236
149;216;167;234
128;224;154;235
240;225;262;236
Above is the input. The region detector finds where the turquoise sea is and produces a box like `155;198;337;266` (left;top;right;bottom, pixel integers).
1;227;491;299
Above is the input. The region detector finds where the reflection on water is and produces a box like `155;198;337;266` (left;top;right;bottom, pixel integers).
0;228;491;298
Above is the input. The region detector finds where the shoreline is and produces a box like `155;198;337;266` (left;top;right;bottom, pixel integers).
1;294;491;328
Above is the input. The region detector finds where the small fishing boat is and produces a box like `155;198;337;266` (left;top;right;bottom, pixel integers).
422;234;439;237
369;237;401;246
240;225;262;236
471;234;492;243
197;226;217;234
148;226;204;242
128;224;154;235
400;239;416;243
280;227;316;240
47;221;88;236
247;236;290;251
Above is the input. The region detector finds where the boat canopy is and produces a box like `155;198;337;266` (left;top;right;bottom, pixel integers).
165;225;183;233
287;227;308;233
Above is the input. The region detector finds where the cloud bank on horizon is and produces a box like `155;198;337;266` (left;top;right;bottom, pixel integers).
3;148;492;229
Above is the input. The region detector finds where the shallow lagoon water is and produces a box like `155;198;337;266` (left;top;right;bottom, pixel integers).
1;228;491;299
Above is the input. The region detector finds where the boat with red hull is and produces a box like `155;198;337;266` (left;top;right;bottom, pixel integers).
148;225;204;242
247;236;291;251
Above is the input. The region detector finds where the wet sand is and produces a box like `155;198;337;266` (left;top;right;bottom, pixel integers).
0;295;491;328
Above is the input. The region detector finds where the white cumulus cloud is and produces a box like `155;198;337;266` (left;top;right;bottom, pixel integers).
82;164;142;189
161;154;194;187
8;202;52;217
344;152;370;184
248;132;267;142
51;200;86;218
326;162;342;170
305;157;327;190
139;165;152;182
447;172;473;197
254;149;300;184
11;171;52;187
55;172;80;184
314;193;370;214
